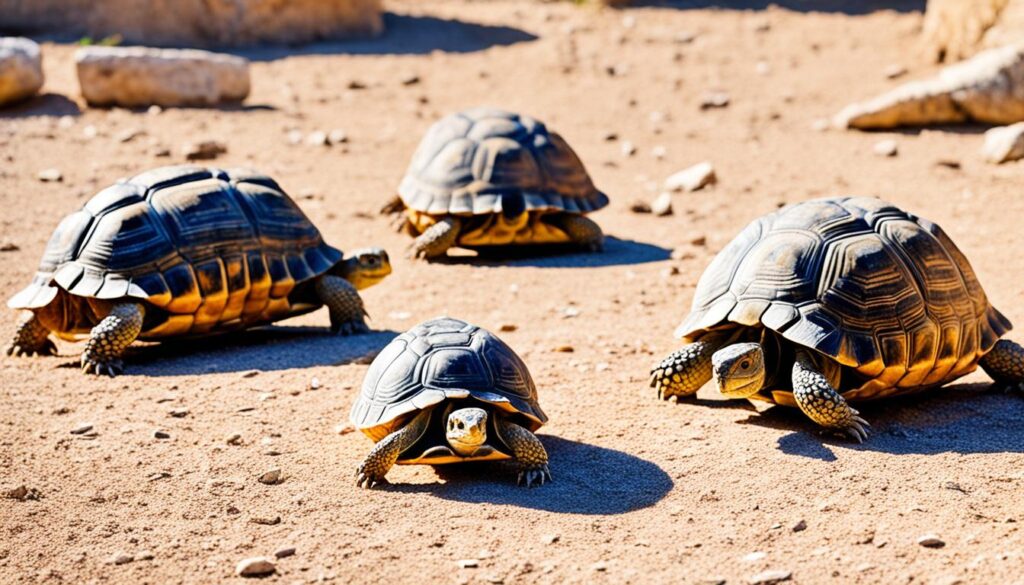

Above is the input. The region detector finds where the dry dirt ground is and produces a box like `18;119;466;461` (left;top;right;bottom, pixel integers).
2;1;1023;584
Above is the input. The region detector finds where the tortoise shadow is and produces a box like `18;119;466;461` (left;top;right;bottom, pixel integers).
429;236;672;268
57;325;399;376
733;383;1024;460
621;0;924;15
0;93;81;119
388;436;673;515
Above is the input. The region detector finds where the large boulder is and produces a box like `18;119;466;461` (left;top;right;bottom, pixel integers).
0;37;43;106
923;0;1024;62
76;47;249;107
0;0;382;47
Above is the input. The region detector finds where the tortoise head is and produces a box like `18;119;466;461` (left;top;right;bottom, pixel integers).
445;407;488;456
338;247;392;290
712;342;766;398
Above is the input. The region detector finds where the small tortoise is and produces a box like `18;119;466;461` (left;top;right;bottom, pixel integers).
383;107;609;258
6;165;391;376
351;317;551;488
651;197;1023;441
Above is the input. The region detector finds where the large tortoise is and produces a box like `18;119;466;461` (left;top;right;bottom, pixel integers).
351;317;550;488
382;107;610;258
650;197;1024;441
6;165;391;376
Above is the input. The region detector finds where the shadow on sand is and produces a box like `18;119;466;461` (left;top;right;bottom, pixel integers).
0;93;82;119
728;383;1024;460
622;1;924;15
429;236;672;269
388;436;673;514
236;13;537;61
57;326;398;376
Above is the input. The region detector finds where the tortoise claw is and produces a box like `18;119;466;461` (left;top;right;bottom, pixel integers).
81;355;124;377
5;339;57;358
355;469;388;490
517;465;552;488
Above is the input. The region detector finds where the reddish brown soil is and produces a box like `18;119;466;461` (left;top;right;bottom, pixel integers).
2;1;1023;583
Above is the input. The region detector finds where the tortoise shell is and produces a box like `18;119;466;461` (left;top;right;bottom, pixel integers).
397;108;608;246
677;196;1012;401
351;317;546;461
8;165;342;338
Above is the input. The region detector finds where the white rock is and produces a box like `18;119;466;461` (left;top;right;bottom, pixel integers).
665;162;716;192
620;141;637;157
651;192;673;216
37;169;63;182
873;140;899;157
750;570;792;584
983;122;1024;163
76;46;250;108
0;38;44;107
236;557;276;577
306;131;329;146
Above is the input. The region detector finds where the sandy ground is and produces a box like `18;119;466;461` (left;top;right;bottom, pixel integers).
2;1;1024;583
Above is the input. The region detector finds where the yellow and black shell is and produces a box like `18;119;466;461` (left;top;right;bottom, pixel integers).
398;107;609;246
7;165;342;339
350;317;546;464
678;197;1012;402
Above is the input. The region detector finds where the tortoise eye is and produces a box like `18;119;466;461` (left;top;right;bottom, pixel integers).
457;421;464;430
740;360;751;370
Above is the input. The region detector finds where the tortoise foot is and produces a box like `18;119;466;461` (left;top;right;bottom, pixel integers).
355;467;390;489
833;410;871;443
81;354;125;377
5;338;57;357
517;464;552;488
332;319;370;336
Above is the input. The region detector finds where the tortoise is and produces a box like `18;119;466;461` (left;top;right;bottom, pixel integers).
382;107;610;259
650;197;1024;441
351;317;551;488
5;165;392;376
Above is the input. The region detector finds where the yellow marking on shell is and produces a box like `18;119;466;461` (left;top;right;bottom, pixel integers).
191;259;229;334
396;450;512;466
258;297;294;323
141;314;195;339
164;264;202;314
243;254;273;322
221;256;249;323
268;256;296;299
406;209;572;246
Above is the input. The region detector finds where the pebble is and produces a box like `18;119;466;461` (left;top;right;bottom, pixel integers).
629;200;652;214
136;550;154;561
242;370;260;378
37;168;63;182
750;570;792;584
499;324;518;332
562;307;580;318
620;141;637;157
168;407;189;418
0;242;19;252
147;105;163;115
236;557;276;577
5;484;39;501
70;423;94;435
58;116;75;129
328;129;349;145
541;534;560;545
674;31;697;44
287;129;304;145
651;145;667;159
153;430;171;439
117;129;143;143
83;125;98;140
250;515;281;525
400;73;421;86
553;345;575;353
918;534;945;548
335;423;355;435
306;131;329;146
458;559;479;569
665;161;716;192
743;551;767;562
182;140;227;160
700;92;730;109
258;468;283;485
226;433;243;445
792;520;807;532
811;118;830;132
110;552;134;565
591;561;608;572
982;122;1024;163
873;140;898;157
309;377;321;390
274;546;296;559
651;192;673;216
690;235;707;246
884;64;908;79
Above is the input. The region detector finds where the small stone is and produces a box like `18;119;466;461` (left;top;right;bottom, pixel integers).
700;92;730;109
70;423;93;435
458;559;479;569
873;140;898;157
629;199;652;214
242;370;260;378
5;485;39;501
136;550;154;561
182;140;227;161
347;80;367;90
553;345;574;353
168;407;189;418
258;468;283;485
250;515;281;525
83;125;98;140
334;423;355;435
792;520;807;532
651;192;673;216
147;105;163;115
306;130;329;146
110;552;133;565
884;64;907;79
665;161;716;192
541;534;560;545
58;115;75;129
274;546;296;559
309;377;322;390
400;73;421;86
603;131;618;141
327;129;348;145
0;242;19;252
287;130;304;145
591;561;608;572
743;551;767;562
811;118;830;132
153;430;171;439
117;129;143;143
236;557;276;577
148;472;170;481
750;570;792;584
918;534;945;548
499;324;517;332
226;433;243;445
690;235;707;246
674;31;697;44
620;141;637;157
651;145;667;159
935;159;961;169
671;248;695;261
38;168;63;182
983;122;1024;163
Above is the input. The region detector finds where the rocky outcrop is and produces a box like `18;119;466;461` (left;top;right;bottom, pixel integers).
0;37;43;106
76;47;249;107
0;0;382;47
922;0;1024;62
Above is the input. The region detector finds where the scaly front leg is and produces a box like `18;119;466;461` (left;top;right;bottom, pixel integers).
495;418;551;488
792;350;870;442
980;339;1024;393
315;274;368;335
650;339;720;401
81;302;144;377
548;213;604;252
355;409;431;489
411;217;461;259
6;312;57;357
